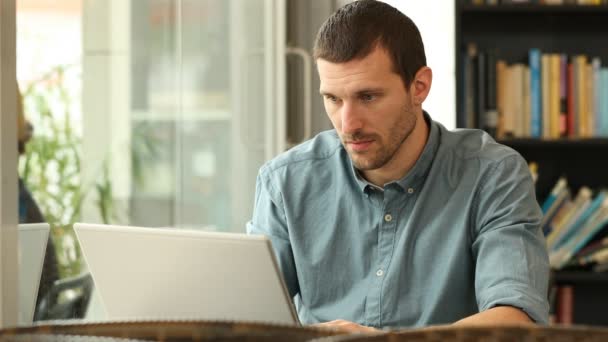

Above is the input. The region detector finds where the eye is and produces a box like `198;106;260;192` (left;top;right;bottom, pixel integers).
325;94;339;103
360;93;376;102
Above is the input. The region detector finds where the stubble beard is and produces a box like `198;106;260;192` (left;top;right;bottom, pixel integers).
346;107;417;171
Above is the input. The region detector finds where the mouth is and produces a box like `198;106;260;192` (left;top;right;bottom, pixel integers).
346;139;374;152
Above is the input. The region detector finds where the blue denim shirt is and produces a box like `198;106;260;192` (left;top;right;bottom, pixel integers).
247;113;549;328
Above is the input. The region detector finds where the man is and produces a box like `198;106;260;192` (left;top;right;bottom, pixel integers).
247;0;549;331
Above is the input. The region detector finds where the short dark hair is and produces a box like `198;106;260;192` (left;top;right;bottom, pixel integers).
313;0;426;88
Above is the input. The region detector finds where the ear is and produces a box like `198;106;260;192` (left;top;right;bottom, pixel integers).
409;67;432;106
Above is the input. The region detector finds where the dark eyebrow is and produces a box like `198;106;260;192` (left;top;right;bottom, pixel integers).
355;88;384;96
320;88;384;97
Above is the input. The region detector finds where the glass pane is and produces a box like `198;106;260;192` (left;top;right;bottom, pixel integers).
130;0;271;232
15;0;278;323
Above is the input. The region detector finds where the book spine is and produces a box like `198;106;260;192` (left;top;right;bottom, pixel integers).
577;56;588;137
466;44;478;129
592;58;601;136
543;191;572;236
542;54;551;139
586;62;594;137
523;66;531;137
541;177;568;213
503;65;515;137
529;49;542;138
571;208;608;258
550;54;561;139
567;59;575;137
556;285;574;325
513;64;525;137
477;51;487;130
496;60;508;139
559;54;568;137
573;56;580;138
547;186;592;250
554;190;604;250
485;50;498;137
574;237;608;261
603;69;608;136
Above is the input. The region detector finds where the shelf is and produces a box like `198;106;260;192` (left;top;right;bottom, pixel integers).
461;4;608;14
554;270;608;285
457;2;608;326
498;138;608;148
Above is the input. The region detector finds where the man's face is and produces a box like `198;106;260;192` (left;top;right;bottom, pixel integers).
318;47;417;171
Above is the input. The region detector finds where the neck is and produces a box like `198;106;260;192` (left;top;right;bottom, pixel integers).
362;112;429;187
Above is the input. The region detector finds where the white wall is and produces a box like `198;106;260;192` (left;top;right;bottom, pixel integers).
382;0;456;129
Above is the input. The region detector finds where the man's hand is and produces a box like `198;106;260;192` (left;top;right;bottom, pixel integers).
313;319;379;333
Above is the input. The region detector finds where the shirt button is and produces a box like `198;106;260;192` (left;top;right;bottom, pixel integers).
376;269;384;277
407;188;414;194
384;214;392;222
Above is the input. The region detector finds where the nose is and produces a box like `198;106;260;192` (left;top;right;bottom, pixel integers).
341;101;363;135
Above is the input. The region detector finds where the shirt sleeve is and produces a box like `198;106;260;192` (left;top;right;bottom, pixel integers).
471;153;550;324
246;168;300;298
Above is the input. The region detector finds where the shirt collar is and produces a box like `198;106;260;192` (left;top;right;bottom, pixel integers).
349;111;440;193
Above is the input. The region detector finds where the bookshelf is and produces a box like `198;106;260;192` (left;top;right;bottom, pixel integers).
455;0;608;326
498;138;608;201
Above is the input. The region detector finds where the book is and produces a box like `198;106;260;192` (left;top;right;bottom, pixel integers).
573;236;608;261
592;58;601;136
485;49;498;137
567;59;575;137
465;43;478;129
543;191;572;236
460;48;605;138
559;55;568;137
556;285;574;325
575;55;588;137
541;54;551;138
512;64;526;137
546;186;592;250
496;60;508;138
600;69;608;137
541;177;568;213
502;64;516;137
523;66;531;137
550;54;561;139
552;190;605;251
585;62;594;137
529;49;542;138
550;194;608;268
581;247;608;267
477;51;487;131
572;56;580;138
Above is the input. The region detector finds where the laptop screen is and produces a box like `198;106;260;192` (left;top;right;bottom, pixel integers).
18;223;50;325
74;223;298;325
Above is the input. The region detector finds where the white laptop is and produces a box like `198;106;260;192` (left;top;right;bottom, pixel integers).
73;223;299;324
18;223;50;325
